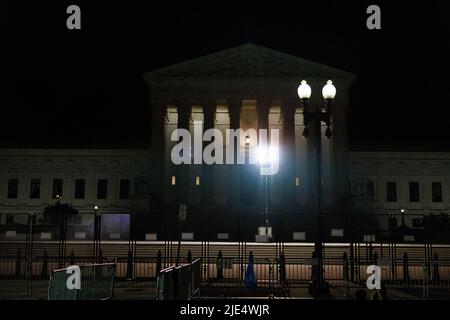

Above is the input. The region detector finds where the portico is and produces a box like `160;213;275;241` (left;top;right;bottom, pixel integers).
144;43;355;219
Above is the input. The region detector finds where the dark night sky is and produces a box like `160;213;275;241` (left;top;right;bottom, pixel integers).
2;1;450;150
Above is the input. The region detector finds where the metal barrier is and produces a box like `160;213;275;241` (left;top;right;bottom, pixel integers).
2;244;450;299
352;257;450;298
0;254;98;299
156;258;201;300
156;266;175;300
48;262;116;300
204;257;315;286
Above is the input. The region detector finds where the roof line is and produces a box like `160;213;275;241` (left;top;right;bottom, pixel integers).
143;42;356;79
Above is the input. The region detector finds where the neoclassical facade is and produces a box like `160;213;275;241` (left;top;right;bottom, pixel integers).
144;43;355;217
1;44;449;236
0;148;150;225
349;151;450;229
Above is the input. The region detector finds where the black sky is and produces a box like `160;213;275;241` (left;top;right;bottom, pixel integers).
2;1;450;149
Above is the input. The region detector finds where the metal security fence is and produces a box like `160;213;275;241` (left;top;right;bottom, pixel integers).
202;256;330;288
203;257;277;284
115;257;159;280
4;211;450;245
0;254;98;299
1;250;450;299
156;258;201;300
352;258;450;296
48;262;116;300
2;209;450;299
47;267;78;300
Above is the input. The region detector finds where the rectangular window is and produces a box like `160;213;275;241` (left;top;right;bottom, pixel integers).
386;181;397;202
7;178;18;199
30;179;41;199
295;176;300;187
432;182;443;202
195;176;200;186
367;180;375;199
119;179;130;199
97;179;108;199
409;182;420;202
52;179;63;199
74;179;85;199
171;176;176;186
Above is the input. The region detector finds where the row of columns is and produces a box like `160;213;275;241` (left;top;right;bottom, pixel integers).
150;100;305;213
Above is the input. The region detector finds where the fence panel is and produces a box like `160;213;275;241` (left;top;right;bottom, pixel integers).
156;258;201;300
48;262;115;300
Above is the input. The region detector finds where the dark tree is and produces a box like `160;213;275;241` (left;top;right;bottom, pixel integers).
42;201;78;224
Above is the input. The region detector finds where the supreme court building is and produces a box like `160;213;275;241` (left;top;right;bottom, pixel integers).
1;44;450;241
145;43;355;217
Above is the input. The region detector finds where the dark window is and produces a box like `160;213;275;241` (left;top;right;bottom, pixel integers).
409;182;420;202
367;181;375;199
6;214;14;225
119;179;130;199
30;179;41;199
52;179;63;199
386;181;397;202
97;179;108;199
7;179;18;199
74;179;85;199
432;182;443;202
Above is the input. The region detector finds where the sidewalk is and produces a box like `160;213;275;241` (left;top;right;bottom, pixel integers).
2;280;449;300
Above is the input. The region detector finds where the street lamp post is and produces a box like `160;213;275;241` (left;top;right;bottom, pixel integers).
298;79;336;293
262;168;270;239
93;205;102;263
257;145;278;242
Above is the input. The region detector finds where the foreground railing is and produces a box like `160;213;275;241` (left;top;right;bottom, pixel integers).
48;262;116;300
156;258;201;300
2;252;450;299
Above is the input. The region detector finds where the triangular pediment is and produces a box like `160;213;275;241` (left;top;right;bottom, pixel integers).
145;43;354;79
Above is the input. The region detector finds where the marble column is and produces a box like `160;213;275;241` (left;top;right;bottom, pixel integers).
305;105;319;211
150;103;166;213
202;103;216;208
228;103;241;210
176;104;191;205
282;102;296;212
257;103;270;212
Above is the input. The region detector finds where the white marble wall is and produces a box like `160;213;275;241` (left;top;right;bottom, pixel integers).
0;149;151;223
349;151;450;215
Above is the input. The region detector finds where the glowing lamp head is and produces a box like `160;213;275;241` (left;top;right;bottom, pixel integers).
322;80;336;100
256;145;279;166
297;80;312;100
94;205;98;210
257;146;269;165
